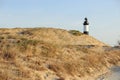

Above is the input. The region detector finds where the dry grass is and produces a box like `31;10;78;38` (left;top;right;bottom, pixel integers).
0;28;119;80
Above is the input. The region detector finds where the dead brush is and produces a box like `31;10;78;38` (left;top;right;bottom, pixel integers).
63;62;76;75
40;44;57;58
0;43;18;61
46;59;85;77
2;52;15;61
13;68;31;78
47;64;62;72
105;50;120;65
0;36;4;40
83;53;105;70
0;48;17;61
19;30;33;35
47;63;66;77
0;72;9;80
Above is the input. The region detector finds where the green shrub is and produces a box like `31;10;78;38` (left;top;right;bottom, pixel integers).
17;38;39;51
69;30;83;36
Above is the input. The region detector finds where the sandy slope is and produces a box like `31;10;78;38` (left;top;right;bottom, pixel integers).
0;28;107;46
0;28;119;80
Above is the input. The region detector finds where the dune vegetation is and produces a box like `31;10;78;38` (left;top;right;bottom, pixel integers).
0;28;120;80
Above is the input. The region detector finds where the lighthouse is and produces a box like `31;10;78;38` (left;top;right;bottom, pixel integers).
83;17;89;35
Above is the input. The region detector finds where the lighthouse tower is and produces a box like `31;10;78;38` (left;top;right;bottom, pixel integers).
83;17;89;35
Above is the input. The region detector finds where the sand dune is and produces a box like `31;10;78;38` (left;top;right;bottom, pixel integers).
0;28;119;80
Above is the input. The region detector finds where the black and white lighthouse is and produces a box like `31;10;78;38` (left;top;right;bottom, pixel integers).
83;17;89;35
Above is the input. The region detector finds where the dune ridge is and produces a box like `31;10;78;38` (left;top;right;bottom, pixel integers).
0;28;119;80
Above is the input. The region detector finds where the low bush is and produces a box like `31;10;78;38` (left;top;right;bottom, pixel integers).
16;38;39;51
69;30;83;36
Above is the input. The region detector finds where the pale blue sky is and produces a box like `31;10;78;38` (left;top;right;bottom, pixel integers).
0;0;120;45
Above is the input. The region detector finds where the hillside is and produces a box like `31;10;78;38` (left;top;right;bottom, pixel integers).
0;28;107;46
0;28;120;80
